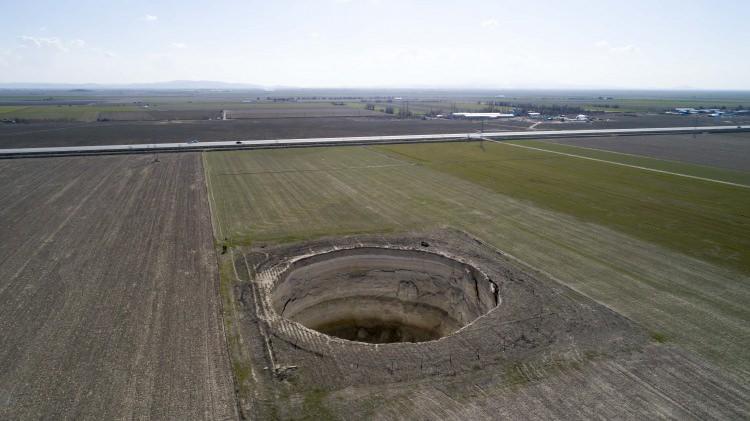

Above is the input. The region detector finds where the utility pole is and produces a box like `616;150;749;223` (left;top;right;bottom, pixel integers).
693;115;698;139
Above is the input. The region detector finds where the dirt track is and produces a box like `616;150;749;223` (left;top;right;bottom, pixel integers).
0;154;236;419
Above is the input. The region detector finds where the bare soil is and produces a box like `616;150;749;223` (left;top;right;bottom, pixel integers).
545;132;750;172
98;109;223;121
0;117;531;148
226;229;750;419
2;113;748;149
225;106;385;119
0;154;236;419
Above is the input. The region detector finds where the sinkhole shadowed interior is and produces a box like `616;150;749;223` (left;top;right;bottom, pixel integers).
271;248;499;344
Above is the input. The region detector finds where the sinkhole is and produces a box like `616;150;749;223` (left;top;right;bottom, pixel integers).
271;247;499;344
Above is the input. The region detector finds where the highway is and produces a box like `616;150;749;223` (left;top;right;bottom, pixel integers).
1;125;748;158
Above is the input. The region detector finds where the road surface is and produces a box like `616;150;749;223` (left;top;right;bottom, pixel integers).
1;125;747;158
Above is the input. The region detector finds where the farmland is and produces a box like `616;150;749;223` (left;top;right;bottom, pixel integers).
0;117;531;148
0;101;376;122
205;143;750;368
378;140;750;272
0;104;143;122
345;100;515;116
485;96;750;113
547;131;750;172
2;88;750;152
2;88;749;126
204;143;750;418
2;112;749;149
0;154;235;419
2;87;750;419
225;104;385;119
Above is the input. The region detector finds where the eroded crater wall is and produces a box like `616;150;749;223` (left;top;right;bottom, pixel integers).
240;230;648;391
271;248;497;343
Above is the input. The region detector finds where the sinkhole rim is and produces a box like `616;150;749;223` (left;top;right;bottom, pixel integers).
268;246;500;345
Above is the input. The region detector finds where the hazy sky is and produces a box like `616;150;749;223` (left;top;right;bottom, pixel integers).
1;0;748;89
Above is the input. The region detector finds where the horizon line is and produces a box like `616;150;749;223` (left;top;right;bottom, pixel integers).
1;81;750;92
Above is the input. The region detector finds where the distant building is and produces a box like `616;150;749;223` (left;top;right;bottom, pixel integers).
452;112;514;119
673;107;724;115
528;112;541;119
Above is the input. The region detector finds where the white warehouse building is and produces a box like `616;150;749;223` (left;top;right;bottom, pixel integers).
451;112;514;119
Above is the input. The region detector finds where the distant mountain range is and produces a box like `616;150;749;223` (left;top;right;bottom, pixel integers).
0;81;748;95
0;80;269;90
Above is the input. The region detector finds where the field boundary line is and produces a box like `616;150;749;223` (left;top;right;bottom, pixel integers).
200;151;245;418
533;138;750;175
202;152;225;240
485;139;750;189
216;162;415;176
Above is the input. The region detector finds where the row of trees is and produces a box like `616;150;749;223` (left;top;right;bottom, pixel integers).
696;105;745;110
507;103;586;116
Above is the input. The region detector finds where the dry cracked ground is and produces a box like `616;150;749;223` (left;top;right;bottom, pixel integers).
1;142;749;419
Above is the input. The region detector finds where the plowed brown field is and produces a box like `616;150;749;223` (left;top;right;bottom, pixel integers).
0;154;236;419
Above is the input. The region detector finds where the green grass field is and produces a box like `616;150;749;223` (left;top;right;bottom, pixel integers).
376;140;750;273
204;142;750;374
0;106;30;114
